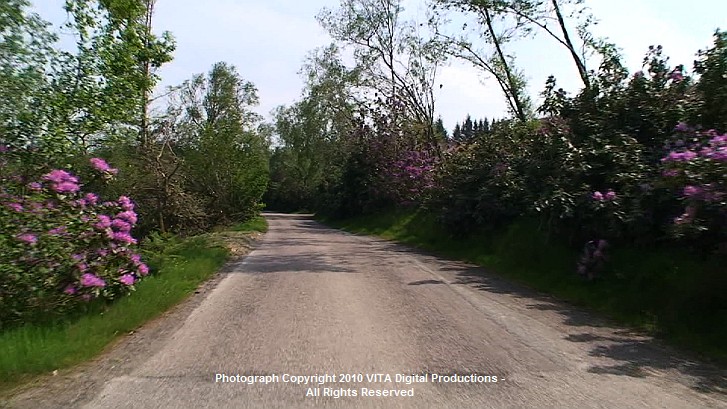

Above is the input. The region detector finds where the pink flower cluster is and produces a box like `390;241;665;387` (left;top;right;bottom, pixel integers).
1;156;148;305
81;273;106;288
42;170;80;194
16;233;38;245
662;129;727;163
90;157;118;175
661;151;698;163
592;190;617;201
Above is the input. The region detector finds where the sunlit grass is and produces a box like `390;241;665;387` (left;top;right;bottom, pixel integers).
230;215;269;233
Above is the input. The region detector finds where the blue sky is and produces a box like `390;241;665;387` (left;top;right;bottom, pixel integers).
33;0;726;131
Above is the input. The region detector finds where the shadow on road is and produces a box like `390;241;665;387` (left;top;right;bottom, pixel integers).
263;213;727;396
408;279;446;286
236;253;357;274
353;229;727;396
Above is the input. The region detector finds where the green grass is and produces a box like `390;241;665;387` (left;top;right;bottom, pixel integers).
0;235;233;393
319;209;727;363
230;215;269;233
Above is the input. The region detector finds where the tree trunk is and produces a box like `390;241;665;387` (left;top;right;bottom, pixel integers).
483;7;527;122
139;0;155;148
551;0;590;89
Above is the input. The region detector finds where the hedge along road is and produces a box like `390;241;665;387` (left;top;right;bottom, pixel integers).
41;214;727;408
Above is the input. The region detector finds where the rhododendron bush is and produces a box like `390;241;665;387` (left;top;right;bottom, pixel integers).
0;151;148;328
661;124;727;239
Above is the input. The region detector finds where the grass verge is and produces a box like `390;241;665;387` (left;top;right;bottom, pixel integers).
230;215;269;233
0;217;268;393
319;209;727;363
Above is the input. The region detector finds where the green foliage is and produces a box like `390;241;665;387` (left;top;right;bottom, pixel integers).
0;0;57;158
267;45;357;212
432;120;538;235
692;30;727;131
230;215;268;233
0;0;175;165
171;62;269;226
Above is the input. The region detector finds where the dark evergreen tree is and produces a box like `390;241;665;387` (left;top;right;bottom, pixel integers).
462;115;474;141
452;123;462;141
434;117;448;139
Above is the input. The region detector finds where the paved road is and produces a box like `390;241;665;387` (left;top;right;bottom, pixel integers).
81;213;725;409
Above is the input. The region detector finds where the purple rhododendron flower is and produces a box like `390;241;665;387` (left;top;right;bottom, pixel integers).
28;182;42;191
64;286;77;295
85;193;99;206
111;218;132;232
138;263;149;276
118;196;134;211
592;191;604;201
662;151;698;162
116;210;138;225
605;190;616;201
53;181;80;194
130;253;142;265
80;273;105;288
675;122;690;132
683;185;702;197
119;274;136;286
715;147;727;161
90;157;113;173
95;215;112;229
110;231;137;244
49;226;67;236
42;169;78;184
16;233;37;245
7;202;23;212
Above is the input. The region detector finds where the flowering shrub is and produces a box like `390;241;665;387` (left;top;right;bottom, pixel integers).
387;149;439;205
0;151;148;327
661;124;726;239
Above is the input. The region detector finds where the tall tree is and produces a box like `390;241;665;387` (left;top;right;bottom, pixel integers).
47;0;174;155
0;1;56;154
267;45;359;211
173;63;268;223
462;115;474;140
432;0;532;122
318;0;446;146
